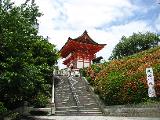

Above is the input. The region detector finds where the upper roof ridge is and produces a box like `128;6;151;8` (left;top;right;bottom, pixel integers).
72;30;98;44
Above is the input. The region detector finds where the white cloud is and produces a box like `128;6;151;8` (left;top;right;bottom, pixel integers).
110;21;154;36
155;14;160;32
11;0;25;5
53;0;137;29
12;0;158;69
85;20;153;61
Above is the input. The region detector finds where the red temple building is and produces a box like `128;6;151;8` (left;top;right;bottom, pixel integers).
60;30;106;71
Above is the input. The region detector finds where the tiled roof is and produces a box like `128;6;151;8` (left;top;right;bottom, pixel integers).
70;30;98;45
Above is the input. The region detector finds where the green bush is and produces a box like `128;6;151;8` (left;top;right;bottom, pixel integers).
80;68;87;77
91;64;102;73
7;112;20;120
86;76;93;84
103;71;125;105
0;102;7;116
33;93;49;108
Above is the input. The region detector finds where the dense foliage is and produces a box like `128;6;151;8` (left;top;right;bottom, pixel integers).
83;47;160;105
0;0;59;116
109;32;160;60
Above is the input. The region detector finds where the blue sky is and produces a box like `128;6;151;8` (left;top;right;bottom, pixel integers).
13;0;160;68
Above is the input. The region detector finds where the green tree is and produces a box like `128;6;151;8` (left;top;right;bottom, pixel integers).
109;32;160;60
0;0;59;113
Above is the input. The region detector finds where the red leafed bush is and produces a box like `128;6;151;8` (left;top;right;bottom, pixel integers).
83;47;160;105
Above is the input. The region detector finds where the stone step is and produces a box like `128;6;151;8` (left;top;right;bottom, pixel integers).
56;106;100;110
55;111;102;115
54;76;102;116
56;108;101;112
31;108;51;111
54;113;103;116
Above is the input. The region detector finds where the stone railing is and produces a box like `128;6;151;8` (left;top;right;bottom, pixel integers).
68;76;80;112
51;73;55;114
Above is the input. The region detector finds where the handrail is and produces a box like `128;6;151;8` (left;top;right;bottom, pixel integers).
51;72;55;114
68;76;80;113
81;77;105;115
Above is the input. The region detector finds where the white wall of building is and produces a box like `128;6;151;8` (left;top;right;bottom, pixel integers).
77;61;83;68
84;62;90;67
77;59;90;68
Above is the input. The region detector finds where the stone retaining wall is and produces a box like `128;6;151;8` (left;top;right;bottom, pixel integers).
104;104;160;117
82;77;160;117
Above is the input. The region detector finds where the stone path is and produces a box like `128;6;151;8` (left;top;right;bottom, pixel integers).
31;116;160;120
54;76;102;116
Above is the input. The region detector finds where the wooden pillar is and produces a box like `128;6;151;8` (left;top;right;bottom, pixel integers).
83;54;84;69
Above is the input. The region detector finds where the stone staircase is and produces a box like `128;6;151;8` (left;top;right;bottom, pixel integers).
54;76;103;116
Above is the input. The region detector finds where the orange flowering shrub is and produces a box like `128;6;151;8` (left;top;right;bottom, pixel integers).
84;47;160;105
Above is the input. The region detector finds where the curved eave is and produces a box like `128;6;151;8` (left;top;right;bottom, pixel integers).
59;40;75;58
63;55;73;65
60;40;106;58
